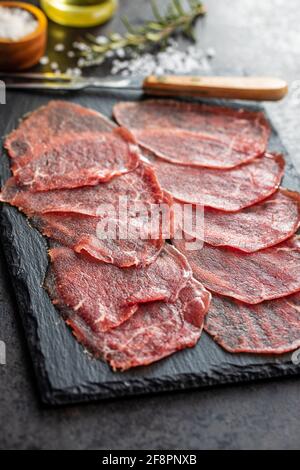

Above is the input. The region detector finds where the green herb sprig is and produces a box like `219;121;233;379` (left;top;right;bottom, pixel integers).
77;0;206;68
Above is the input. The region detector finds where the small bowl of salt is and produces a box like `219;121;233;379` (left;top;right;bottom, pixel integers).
0;2;47;71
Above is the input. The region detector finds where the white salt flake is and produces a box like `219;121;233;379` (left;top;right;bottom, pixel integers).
206;47;216;59
50;62;59;71
66;67;82;77
105;50;114;58
40;56;49;65
77;58;86;68
155;66;164;75
96;35;109;45
73;41;89;51
0;6;38;41
108;39;213;77
116;48;126;58
54;43;65;52
67;50;75;58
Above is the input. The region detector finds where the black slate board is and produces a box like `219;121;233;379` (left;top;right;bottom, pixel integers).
1;90;300;406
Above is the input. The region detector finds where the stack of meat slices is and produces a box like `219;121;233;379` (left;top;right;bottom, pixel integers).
115;99;300;356
3;98;300;369
0;100;211;371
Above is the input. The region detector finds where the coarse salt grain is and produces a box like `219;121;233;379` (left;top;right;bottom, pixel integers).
40;56;49;65
73;41;89;51
66;67;82;77
0;7;38;41
54;43;65;52
50;62;59;71
206;47;216;59
96;36;108;45
109;41;212;77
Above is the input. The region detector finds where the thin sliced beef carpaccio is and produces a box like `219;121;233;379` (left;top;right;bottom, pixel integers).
33;211;165;268
174;235;300;304
0;163;164;217
132;128;264;169
5;100;116;170
68;278;211;371
13;127;140;191
45;244;191;333
114;100;270;158
205;293;300;355
176;188;300;252
146;153;284;211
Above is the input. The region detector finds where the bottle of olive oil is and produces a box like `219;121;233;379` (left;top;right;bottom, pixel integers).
40;0;118;27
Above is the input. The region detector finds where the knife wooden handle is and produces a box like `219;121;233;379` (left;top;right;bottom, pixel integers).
143;75;288;101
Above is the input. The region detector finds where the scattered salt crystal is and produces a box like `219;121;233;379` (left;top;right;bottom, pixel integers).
77;58;86;68
66;67;82;77
105;50;114;58
54;43;65;52
40;56;49;65
116;48;125;58
96;36;109;45
206;47;216;59
73;68;82;76
73;41;89;51
50;62;59;71
109;40;212;77
67;50;75;58
154;66;164;75
0;6;38;41
111;66;119;75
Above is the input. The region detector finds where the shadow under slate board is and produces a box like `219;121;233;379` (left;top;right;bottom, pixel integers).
1;91;300;406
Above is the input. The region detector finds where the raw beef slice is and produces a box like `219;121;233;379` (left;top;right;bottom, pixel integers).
68;278;211;371
1;164;169;267
205;293;300;354
13;127;141;191
33;211;165;268
0;163;164;217
5;100;116;170
45;244;191;332
174;235;300;304
114;100;270;159
176;188;300;252
125;128;265;169
146;153;284;211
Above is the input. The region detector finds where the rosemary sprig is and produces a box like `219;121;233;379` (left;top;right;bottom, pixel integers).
77;0;206;68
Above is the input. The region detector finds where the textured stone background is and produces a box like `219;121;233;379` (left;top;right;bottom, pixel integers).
1;0;300;450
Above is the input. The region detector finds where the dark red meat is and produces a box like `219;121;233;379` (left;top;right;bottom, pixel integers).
45;244;191;332
12;127;140;191
176;188;300;252
67;278;211;371
2;163;169;267
205;293;300;354
33;211;165;268
5;100;116;171
114;100;270;161
146;153;284;211
174;235;300;304
128;128;265;169
0;163;164;217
